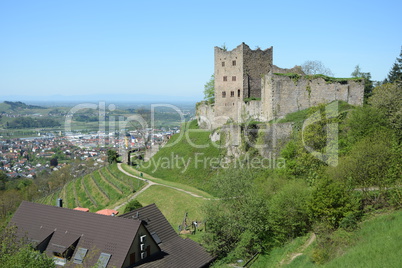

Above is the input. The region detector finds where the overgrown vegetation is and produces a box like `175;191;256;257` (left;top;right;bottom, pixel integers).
203;81;402;266
244;97;261;103
0;225;55;267
274;72;364;84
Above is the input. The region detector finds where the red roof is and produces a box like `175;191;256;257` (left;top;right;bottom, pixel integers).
96;209;119;216
73;207;89;212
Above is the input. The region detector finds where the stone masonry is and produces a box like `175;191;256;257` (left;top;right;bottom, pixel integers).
197;43;364;130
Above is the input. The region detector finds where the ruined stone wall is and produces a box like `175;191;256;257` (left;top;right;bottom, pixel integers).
272;65;304;75
257;122;294;157
262;73;364;121
243;44;273;99
198;43;365;131
196;102;216;130
241;100;263;122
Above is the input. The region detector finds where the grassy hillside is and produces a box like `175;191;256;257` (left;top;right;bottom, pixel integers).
121;164;214;199
135;185;211;229
137;120;223;194
251;210;402;268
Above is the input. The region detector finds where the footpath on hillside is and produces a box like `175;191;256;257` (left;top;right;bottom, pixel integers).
113;163;215;211
279;233;316;266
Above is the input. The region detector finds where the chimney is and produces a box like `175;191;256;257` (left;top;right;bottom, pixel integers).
57;198;63;208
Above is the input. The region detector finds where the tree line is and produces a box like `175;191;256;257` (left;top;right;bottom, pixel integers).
6;117;61;129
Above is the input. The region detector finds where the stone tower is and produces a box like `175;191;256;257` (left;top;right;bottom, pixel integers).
197;43;364;130
214;43;273;123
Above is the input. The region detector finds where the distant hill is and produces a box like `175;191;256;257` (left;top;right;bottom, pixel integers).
2;101;45;111
0;93;200;104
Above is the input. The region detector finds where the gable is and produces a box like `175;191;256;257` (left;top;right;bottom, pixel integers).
10;201;143;268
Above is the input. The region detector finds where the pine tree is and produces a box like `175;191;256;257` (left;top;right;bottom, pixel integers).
384;47;402;83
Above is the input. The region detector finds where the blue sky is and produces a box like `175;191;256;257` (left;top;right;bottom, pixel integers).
0;0;401;101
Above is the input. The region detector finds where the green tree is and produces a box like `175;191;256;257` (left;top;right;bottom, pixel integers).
267;180;311;245
0;171;7;191
202;168;269;260
107;150;118;164
50;157;58;167
123;199;142;213
342;105;389;148
369;83;402;139
308;178;360;230
384;46;402;83
203;74;215;103
0;225;54;267
351;64;374;100
331;131;396;203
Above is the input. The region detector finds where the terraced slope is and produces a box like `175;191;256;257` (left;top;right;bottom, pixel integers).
38;164;144;212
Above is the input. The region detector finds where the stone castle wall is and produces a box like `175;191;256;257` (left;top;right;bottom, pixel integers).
261;73;364;121
242;100;263;122
196;102;216;130
242;45;273;99
196;43;365;130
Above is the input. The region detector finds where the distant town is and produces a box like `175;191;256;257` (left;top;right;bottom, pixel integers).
0;128;179;178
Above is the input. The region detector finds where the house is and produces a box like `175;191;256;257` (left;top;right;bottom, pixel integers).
10;202;214;267
119;203;215;267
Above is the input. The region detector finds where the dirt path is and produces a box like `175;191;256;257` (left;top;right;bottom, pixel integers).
112;182;154;211
113;163;214;211
279;233;316;266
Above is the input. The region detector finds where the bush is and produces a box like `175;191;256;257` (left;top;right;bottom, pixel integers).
0;225;54;267
308;178;360;230
267;180;311;245
123;199;142;213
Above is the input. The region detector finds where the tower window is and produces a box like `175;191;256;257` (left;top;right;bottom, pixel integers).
222;62;225;67
222;91;226;98
230;91;234;97
232;76;236;81
238;89;241;97
232;60;236;66
223;76;227;81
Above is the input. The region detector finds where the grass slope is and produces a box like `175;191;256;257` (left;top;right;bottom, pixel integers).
324;211;402;268
138;120;222;194
135;185;211;229
121;164;214;199
252;209;402;268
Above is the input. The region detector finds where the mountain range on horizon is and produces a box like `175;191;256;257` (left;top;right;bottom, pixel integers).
0;93;200;104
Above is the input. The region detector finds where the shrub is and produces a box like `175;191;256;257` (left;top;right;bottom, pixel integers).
123;199;142;213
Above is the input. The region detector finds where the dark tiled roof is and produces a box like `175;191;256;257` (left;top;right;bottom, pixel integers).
11;201;142;268
120;203;177;244
120;204;214;268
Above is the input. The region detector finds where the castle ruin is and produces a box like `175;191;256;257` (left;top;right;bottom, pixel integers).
197;43;364;130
